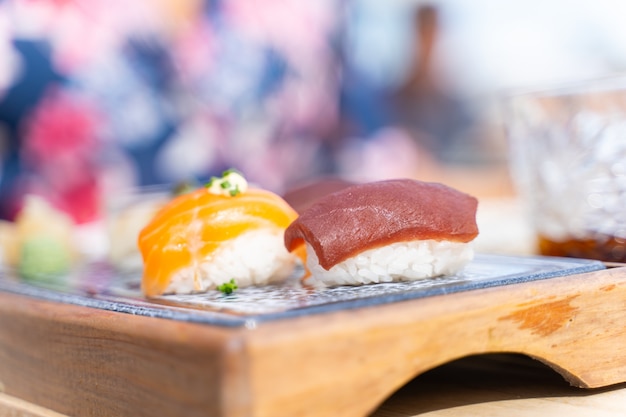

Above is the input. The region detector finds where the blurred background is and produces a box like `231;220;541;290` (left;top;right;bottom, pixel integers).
1;0;626;225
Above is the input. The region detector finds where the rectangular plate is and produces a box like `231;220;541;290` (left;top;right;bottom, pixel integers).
0;254;605;327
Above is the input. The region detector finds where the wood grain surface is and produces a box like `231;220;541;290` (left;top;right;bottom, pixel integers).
2;356;626;417
372;354;626;417
0;292;249;417
0;393;67;417
0;266;625;417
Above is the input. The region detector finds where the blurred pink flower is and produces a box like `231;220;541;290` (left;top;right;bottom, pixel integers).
23;88;100;163
22;88;104;223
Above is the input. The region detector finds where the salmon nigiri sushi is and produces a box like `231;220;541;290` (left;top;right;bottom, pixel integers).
138;170;304;297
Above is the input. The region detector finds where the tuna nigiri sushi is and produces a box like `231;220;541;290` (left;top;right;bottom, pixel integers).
284;179;479;287
138;170;303;297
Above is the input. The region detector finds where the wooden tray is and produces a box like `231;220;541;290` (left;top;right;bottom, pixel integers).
0;254;625;417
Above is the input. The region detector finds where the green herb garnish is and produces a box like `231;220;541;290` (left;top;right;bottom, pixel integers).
205;168;248;197
228;185;240;197
217;278;238;294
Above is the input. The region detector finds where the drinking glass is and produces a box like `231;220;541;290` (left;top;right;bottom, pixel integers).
506;75;626;263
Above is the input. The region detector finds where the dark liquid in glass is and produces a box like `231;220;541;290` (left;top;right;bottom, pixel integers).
538;234;626;263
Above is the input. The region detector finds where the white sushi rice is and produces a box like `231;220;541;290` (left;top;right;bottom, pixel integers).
164;229;297;294
304;240;474;287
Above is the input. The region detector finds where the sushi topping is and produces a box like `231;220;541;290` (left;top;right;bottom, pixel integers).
284;179;479;270
206;169;248;197
217;278;238;294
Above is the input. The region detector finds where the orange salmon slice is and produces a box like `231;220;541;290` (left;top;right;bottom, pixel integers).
137;187;303;296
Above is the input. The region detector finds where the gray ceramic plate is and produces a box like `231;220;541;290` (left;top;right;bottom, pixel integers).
0;254;605;327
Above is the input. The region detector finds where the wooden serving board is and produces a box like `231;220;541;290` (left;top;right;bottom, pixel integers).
0;254;625;417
